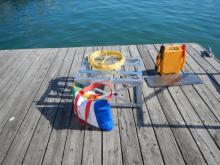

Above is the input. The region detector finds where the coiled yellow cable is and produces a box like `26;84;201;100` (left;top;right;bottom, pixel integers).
88;50;125;71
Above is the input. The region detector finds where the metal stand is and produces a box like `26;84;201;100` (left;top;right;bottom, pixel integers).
75;57;143;107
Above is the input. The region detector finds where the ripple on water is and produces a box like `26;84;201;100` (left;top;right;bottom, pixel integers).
0;0;219;58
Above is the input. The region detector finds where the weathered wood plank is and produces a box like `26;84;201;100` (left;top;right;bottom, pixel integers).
41;48;77;165
187;44;220;100
77;47;102;165
0;49;58;164
0;49;33;78
152;44;220;164
139;45;200;164
182;84;220;146
102;107;123;165
191;43;220;72
173;47;220;148
0;49;41;125
102;110;123;165
183;63;220;122
181;47;220;102
102;46;123;165
0;49;37;110
186;44;217;73
154;45;220;124
0;50;21;73
115;46;143;165
0;44;219;165
0;49;66;165
128;45;164;165
61;47;86;165
186;44;220;86
116;46;144;164
0;49;52;131
0;50;9;63
0;50;8;56
168;85;220;165
21;48;73;165
145;45;208;165
0;49;28;78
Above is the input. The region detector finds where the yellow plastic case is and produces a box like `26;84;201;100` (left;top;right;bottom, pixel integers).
155;44;186;75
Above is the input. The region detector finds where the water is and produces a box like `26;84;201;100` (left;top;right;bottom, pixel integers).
0;0;220;58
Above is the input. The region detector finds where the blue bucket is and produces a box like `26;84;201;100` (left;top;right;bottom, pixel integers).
94;100;114;131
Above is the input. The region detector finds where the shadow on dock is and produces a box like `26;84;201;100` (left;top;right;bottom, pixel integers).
36;76;220;131
36;76;100;131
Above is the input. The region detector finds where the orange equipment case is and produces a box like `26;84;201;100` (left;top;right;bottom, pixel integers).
155;44;186;75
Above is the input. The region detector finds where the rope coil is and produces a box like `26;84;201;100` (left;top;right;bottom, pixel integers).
88;50;125;71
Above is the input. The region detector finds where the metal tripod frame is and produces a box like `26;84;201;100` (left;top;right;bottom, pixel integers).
75;57;143;108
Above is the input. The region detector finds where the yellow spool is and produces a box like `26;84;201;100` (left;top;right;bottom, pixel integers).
88;50;125;71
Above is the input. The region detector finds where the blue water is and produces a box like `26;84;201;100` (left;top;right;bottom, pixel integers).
0;0;220;58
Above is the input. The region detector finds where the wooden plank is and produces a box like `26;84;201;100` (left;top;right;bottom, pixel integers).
162;45;220;148
114;45;143;165
155;43;220;118
0;49;34;80
191;43;220;72
0;49;49;130
186;44;220;85
168;85;220;165
0;50;8;56
0;49;34;81
182;84;220;147
0;49;36;104
186;44;217;73
80;47;102;165
127;45;164;165
154;44;220;124
113;45;144;165
139;45;205;164
137;44;186;165
0;50;8;62
184;63;220;122
155;88;207;165
0;49;27;78
0;49;58;164
103;105;123;165
0;49;46;131
61;47;86;165
0;44;219;165
0;50;14;70
180;47;220;102
184;82;220;128
151;44;220;164
144;45;208;165
102;46;123;165
40;48;77;165
0;50;19;72
43;48;91;165
21;48;73;165
188;43;220;101
0;49;40;125
0;49;66;165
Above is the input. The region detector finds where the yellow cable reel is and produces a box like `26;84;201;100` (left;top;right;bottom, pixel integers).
88;50;125;71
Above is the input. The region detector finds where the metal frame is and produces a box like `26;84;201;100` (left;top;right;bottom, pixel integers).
75;57;143;107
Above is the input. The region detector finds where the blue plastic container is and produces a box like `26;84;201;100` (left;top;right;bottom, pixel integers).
94;100;114;131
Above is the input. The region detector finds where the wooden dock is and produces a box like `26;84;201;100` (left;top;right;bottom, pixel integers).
0;43;219;165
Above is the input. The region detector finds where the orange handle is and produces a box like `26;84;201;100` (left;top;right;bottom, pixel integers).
180;44;186;69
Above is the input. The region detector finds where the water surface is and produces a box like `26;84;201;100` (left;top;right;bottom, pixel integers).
0;0;219;58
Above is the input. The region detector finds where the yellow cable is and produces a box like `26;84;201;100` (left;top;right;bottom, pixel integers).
88;50;125;71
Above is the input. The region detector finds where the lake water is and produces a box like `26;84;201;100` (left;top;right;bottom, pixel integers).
0;0;219;58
